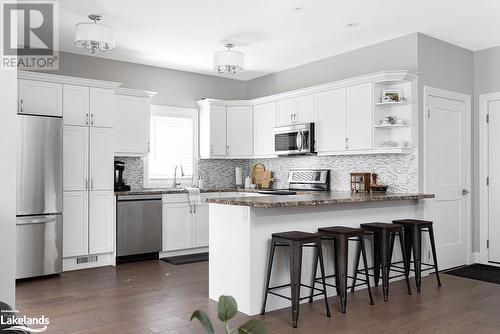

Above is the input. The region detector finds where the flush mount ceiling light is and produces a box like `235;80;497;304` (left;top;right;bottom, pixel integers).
74;14;116;54
292;6;306;12
213;43;244;75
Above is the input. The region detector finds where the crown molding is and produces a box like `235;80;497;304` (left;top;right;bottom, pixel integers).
17;70;122;89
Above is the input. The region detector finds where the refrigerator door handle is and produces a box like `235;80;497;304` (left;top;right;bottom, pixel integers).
16;216;57;225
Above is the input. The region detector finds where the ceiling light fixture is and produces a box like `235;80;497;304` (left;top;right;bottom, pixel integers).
213;43;244;75
292;6;306;12
345;22;359;28
74;14;116;54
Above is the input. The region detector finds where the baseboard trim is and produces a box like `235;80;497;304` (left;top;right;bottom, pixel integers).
63;253;115;272
160;247;208;258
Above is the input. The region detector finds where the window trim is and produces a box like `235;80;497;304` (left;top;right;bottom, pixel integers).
143;105;199;189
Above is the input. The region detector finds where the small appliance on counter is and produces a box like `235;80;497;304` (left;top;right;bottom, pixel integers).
258;169;330;195
114;160;131;191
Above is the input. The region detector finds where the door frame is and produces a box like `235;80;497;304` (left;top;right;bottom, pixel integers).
423;86;472;266
478;92;500;266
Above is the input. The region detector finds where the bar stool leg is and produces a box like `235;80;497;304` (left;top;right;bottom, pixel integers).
360;234;374;305
428;226;442;287
308;244;319;304
261;239;277;315
412;227;422;293
373;234;381;287
336;236;349;313
350;238;362;293
332;237;341;297
397;230;412;295
290;241;303;328
380;230;391;302
316;240;331;318
403;227;413;278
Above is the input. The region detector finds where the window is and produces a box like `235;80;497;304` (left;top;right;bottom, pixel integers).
144;105;198;188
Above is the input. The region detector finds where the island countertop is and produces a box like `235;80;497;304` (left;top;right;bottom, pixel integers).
207;191;434;208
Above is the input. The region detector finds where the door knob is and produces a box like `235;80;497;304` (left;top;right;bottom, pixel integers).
462;189;470;195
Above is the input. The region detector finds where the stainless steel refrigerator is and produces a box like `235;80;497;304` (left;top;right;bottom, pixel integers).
16;114;63;279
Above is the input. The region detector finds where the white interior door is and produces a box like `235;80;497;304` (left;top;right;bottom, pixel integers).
425;87;471;269
487;97;500;263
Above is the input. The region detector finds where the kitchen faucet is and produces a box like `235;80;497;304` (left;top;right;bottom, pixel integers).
173;165;185;188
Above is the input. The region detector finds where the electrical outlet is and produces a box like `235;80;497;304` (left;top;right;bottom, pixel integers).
397;174;407;185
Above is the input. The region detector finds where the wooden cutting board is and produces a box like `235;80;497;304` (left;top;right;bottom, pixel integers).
251;163;274;189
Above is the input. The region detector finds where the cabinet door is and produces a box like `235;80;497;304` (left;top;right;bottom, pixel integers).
90;127;114;190
18;79;62;116
90;88;114;128
114;95;150;155
347;83;373;150
63;191;88;257
192;203;209;248
253;102;277;157
276;98;296;126
210;105;227;157
315;88;347;152
296;94;316;123
162;203;192;251
63;126;89;191
63;85;89;126
89;190;114;254
227;106;253;157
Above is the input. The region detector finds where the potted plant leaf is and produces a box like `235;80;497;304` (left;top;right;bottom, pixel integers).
191;295;267;334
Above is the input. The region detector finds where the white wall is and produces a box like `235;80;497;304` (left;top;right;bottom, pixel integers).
0;69;17;306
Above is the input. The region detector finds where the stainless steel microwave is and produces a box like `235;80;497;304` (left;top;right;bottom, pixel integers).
273;123;316;155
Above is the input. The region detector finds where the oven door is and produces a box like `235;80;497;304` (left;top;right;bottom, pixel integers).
273;123;314;155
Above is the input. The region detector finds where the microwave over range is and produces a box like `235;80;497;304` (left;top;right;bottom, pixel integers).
273;122;316;156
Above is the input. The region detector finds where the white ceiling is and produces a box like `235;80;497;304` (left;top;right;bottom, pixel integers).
56;0;500;81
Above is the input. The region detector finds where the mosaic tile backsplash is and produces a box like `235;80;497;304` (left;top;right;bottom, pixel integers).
117;153;417;193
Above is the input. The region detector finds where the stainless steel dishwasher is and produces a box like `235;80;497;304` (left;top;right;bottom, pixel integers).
116;195;162;260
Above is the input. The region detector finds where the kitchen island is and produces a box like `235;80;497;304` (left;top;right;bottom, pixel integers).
207;192;434;316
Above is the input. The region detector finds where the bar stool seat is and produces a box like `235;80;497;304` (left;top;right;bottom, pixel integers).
392;219;442;292
318;226;363;236
261;231;330;328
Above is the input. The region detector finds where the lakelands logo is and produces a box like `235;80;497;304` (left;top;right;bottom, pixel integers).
0;311;49;333
1;1;59;70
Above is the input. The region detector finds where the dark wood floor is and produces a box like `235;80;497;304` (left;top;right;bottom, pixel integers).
16;260;500;333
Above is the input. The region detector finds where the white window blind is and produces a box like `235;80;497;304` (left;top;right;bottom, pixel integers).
148;108;195;180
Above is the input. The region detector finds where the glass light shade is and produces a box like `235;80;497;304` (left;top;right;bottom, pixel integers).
213;49;244;74
74;22;116;53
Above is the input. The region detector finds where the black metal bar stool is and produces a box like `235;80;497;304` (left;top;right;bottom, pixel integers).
392;219;442;292
353;223;412;301
261;231;331;328
311;226;374;314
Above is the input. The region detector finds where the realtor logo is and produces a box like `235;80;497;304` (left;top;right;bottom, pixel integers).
1;1;59;70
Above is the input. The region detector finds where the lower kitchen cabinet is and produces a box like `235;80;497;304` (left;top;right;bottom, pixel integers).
89;191;114;254
162;202;192;251
192;203;209;248
63;191;89;257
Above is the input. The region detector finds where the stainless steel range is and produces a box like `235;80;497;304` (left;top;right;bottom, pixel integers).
258;169;330;195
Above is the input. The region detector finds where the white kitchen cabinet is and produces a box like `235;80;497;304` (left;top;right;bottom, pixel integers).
63;191;89;257
346;83;373;150
63;85;90;126
192;203;209;248
90;127;114;190
199;102;227;158
63;126;89;191
227;106;253;157
89;190;114;254
276;94;315;126
315;88;347;152
162;202;192;251
253;102;277;157
18;79;62;117
90;88;114;128
114;93;151;155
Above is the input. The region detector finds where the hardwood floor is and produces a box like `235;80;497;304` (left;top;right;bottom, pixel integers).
16;260;500;333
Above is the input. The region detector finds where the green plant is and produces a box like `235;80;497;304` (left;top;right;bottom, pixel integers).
191;295;268;334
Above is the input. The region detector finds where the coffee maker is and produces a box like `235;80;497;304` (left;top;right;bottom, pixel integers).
114;160;131;191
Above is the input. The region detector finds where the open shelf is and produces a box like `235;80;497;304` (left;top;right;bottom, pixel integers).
374;101;409;107
374;124;410;128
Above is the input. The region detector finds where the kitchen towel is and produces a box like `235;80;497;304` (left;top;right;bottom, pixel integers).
185;187;201;206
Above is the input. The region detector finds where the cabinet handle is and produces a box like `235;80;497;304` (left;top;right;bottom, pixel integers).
148;141;150;153
86;113;89;125
90;113;94;126
345;137;349;149
20;99;24;113
226;145;229;155
189;205;192;214
210;145;214;155
290;114;293;123
193;205;196;214
91;178;94;190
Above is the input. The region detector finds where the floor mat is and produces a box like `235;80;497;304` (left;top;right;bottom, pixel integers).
445;264;500;284
161;252;208;265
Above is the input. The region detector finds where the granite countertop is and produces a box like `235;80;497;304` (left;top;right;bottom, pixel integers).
114;187;259;196
206;191;435;208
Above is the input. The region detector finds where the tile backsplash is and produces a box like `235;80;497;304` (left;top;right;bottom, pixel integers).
116;153;417;193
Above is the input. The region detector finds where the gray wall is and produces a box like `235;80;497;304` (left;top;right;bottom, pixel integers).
245;33;418;98
43;52;247;108
0;69;17;306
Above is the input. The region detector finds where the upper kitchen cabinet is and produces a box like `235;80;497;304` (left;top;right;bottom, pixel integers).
253;102;277;158
315;88;347;152
226;106;253;158
63;85;90;126
276;94;315;126
89;88;115;128
199;100;227;158
114;88;156;156
18;79;62;117
346;83;373;151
